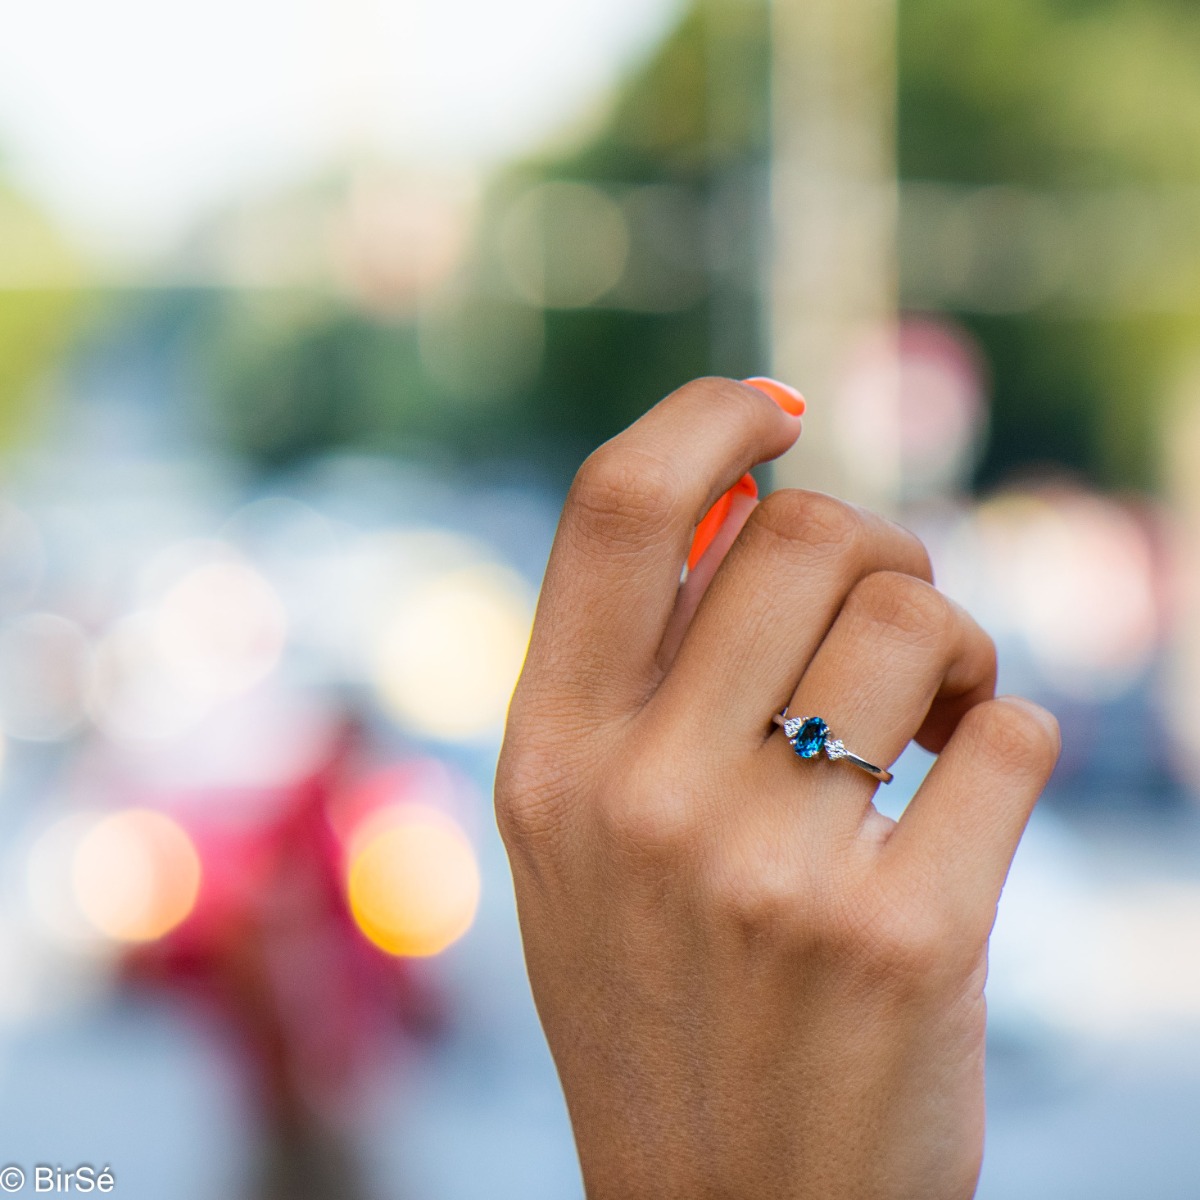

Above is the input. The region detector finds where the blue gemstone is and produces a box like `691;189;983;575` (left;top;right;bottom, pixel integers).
794;717;828;759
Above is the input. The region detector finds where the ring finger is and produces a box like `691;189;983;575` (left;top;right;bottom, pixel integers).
765;571;997;834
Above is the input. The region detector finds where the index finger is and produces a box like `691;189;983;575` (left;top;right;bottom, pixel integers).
518;377;803;723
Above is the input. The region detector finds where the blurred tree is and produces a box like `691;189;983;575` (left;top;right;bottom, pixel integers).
203;0;1200;493
899;0;1200;490
204;0;772;479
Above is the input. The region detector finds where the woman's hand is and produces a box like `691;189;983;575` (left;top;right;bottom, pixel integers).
496;378;1060;1200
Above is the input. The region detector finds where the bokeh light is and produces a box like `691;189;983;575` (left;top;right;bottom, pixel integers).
347;805;480;958
837;320;988;502
500;181;630;308
72;809;201;943
972;490;1159;699
373;563;532;741
153;559;288;698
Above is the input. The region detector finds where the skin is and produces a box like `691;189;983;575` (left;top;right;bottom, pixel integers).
496;377;1061;1200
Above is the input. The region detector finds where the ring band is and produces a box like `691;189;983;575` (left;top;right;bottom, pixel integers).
772;710;894;784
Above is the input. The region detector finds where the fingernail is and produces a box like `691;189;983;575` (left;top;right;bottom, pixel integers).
743;376;806;417
688;473;758;571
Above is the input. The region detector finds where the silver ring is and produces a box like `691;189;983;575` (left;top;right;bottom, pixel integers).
772;709;894;784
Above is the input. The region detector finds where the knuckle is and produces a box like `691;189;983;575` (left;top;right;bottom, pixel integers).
568;443;682;548
496;791;559;852
751;489;867;563
846;571;953;646
898;522;935;584
725;879;802;943
595;761;696;865
674;375;779;426
494;737;571;848
495;791;558;850
967;697;1062;772
708;845;808;943
707;834;853;949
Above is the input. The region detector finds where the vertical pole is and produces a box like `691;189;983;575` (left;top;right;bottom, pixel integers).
1163;374;1200;785
768;0;901;509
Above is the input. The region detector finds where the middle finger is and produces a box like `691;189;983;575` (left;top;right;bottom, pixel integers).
650;489;933;745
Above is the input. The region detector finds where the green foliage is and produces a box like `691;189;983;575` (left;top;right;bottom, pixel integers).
0;188;79;445
901;0;1200;186
0;290;75;442
568;0;771;179
899;0;1200;490
206;0;1200;492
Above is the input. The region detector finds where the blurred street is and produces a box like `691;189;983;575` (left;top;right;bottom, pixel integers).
4;0;1200;1195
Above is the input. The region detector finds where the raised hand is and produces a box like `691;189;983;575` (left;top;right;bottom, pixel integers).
497;377;1060;1200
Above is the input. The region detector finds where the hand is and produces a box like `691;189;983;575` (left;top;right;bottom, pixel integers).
496;378;1060;1200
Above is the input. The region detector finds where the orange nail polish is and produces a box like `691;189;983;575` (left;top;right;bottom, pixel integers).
688;473;758;571
744;376;806;417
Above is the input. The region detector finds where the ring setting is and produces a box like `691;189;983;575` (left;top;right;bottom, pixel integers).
773;710;894;784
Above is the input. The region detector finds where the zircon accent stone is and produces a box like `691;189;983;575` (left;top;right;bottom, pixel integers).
793;717;829;759
824;739;847;761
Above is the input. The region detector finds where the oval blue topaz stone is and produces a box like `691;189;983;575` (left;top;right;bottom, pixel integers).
793;717;829;759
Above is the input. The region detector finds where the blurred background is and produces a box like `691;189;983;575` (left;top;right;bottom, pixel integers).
0;0;1198;1195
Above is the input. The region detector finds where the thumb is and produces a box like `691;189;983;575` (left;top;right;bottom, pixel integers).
657;378;805;670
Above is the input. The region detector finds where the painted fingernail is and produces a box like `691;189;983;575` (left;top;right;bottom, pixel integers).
743;376;806;417
688;473;758;571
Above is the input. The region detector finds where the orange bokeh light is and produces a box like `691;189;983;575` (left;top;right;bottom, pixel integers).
347;805;480;958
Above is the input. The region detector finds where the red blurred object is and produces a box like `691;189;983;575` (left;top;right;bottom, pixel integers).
119;722;448;1199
